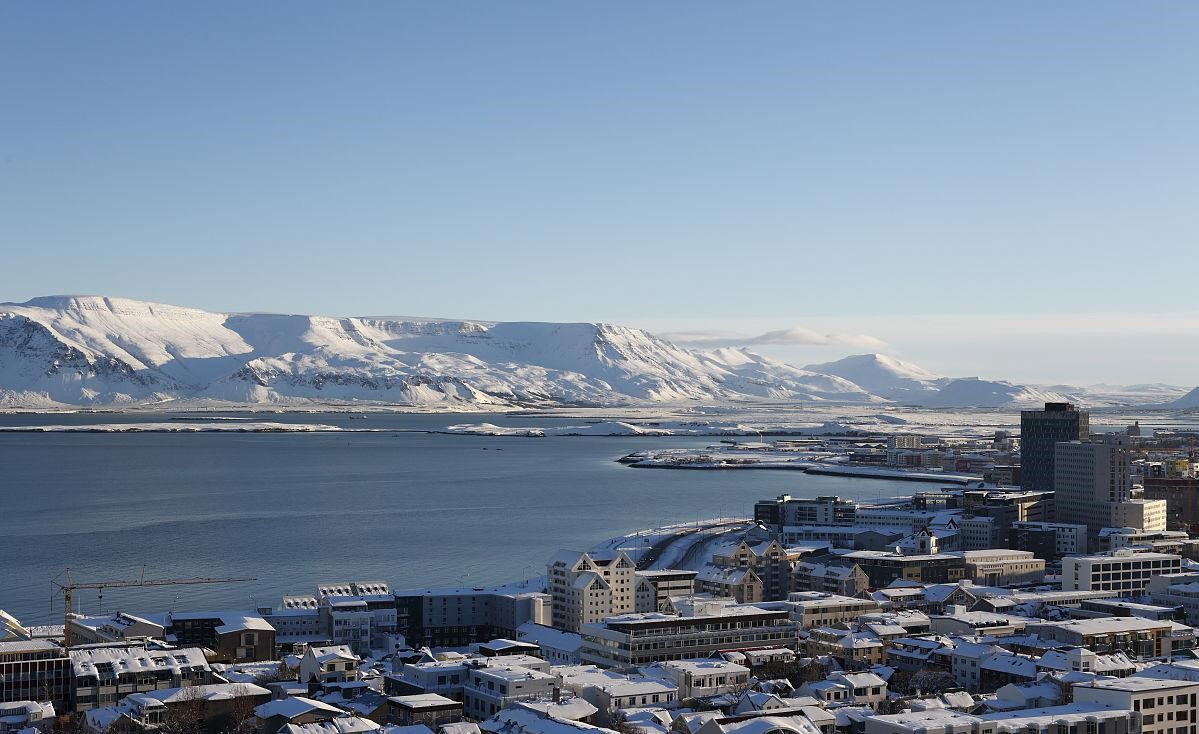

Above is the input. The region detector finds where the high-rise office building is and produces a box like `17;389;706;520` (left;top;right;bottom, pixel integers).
1055;434;1166;539
1020;402;1089;492
1055;436;1130;536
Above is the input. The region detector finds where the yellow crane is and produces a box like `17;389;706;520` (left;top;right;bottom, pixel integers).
51;569;256;649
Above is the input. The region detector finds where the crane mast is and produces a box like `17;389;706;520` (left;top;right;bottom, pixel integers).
52;569;256;649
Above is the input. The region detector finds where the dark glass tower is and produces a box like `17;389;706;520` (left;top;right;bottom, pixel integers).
1020;402;1089;492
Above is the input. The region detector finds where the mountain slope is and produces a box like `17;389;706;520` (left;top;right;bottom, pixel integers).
0;296;884;408
802;353;945;402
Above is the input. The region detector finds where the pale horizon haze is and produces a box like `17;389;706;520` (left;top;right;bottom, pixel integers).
3;4;1197;386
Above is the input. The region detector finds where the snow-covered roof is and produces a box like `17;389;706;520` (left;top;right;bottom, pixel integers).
69;645;209;678
255;696;346;720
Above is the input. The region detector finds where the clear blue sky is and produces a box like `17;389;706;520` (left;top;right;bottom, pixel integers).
2;4;1197;383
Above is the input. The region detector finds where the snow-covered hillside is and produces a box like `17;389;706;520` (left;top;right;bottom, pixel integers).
0;297;1181;410
0;297;881;408
802;353;945;402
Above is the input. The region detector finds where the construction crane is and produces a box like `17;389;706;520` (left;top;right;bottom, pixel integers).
51;569;256;649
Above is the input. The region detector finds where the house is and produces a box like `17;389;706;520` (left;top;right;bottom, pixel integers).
300;646;359;686
515;624;581;666
160;611;277;663
646;659;750;700
254;696;347;734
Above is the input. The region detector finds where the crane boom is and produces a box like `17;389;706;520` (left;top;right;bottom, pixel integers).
52;569;256;649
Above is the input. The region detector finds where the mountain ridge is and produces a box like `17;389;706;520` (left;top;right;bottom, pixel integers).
0;296;1187;410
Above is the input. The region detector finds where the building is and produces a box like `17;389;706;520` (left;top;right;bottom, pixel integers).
694;566;762;604
0;701;55;732
1073;677;1198;734
754;495;857;533
263;596;329;651
1055;436;1166;540
298;645;359;685
711;540;796;600
160;611;276;663
547;551;636;633
578;599;795;668
1025;617;1175;659
387;693;463;727
651;659;750;700
959;550;1045;586
863;705;1140;734
1062;550;1183;596
780;526;905;551
0;640;70;713
634;571;697;613
67;612;166;646
317;582;398;656
791;560;870;597
1020;401;1089;493
783;593;881;629
514;623;581;665
394;586;550;648
462;663;557;720
69;644;214;713
836;551;967;588
1008;521;1088;560
929;605;1027;637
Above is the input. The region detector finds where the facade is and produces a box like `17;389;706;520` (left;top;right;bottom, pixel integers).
1025;617;1174;659
394;587;550;648
1062;550;1183;596
634;571;697;613
547;551;636;633
1020;401;1089;492
652;659;750;700
783;593;881;629
69;645;214;713
387;693;463;727
0;640;70;713
711;541;796;600
754;495;857;533
462;664;556;720
959;550;1045;586
263;596;329;650
694;566;762;604
1055;436;1165;540
162;611;276;663
298;645;358;685
317;582;397;656
792;560;869;597
837;551;967;588
578;599;795;668
1073;677;1198;734
1008;521;1088;559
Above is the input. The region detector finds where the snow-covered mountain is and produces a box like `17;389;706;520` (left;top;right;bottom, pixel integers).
0;297;1181;410
802;353;947;402
0;296;880;408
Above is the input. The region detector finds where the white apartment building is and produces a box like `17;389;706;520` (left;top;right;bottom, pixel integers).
1073;677;1199;734
317;582;397;655
1111;499;1168;534
548;550;636;633
649;659;750;699
463;664;557;720
959;549;1045;586
1062;550;1183;596
783;592;882;629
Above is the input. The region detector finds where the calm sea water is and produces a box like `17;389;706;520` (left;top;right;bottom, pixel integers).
0;411;938;624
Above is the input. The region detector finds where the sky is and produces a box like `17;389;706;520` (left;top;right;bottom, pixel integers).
2;4;1197;385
